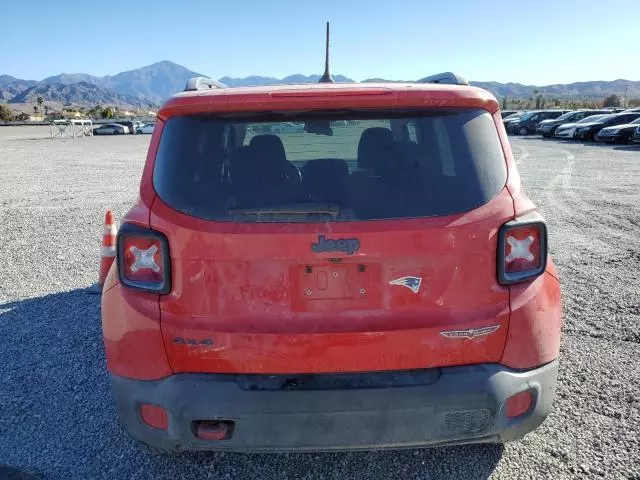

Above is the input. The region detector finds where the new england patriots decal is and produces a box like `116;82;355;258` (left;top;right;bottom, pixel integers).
388;276;422;294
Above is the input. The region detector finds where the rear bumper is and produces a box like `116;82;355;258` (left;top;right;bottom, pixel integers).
111;360;558;452
555;131;573;138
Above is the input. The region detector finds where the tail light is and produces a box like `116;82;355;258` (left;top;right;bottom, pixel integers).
117;223;171;293
498;213;547;285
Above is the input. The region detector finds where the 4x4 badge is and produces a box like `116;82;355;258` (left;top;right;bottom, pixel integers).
311;235;360;255
389;276;422;294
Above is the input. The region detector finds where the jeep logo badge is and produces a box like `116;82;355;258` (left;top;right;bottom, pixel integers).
311;235;360;255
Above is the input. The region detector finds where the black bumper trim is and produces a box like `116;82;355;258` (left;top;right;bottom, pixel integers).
111;361;558;452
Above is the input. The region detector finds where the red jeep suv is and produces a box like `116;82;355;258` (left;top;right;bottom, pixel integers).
101;73;562;452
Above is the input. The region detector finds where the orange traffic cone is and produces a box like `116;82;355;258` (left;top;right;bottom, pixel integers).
98;210;117;289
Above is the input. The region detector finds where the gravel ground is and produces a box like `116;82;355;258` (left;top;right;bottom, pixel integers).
0;126;639;479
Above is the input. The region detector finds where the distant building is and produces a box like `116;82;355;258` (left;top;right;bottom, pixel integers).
16;113;45;121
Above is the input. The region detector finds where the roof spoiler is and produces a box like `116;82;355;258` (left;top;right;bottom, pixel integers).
184;76;227;91
418;72;469;86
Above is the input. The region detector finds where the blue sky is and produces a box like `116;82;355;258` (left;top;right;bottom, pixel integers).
2;0;639;85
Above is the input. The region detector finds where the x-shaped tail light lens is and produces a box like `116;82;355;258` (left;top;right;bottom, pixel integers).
499;219;547;285
505;235;535;263
129;245;160;273
117;224;171;293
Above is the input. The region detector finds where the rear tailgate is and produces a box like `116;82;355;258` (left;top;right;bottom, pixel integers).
153;190;513;374
150;107;513;374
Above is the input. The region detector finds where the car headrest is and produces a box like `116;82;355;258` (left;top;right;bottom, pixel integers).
357;127;395;172
232;143;297;186
249;134;287;164
301;158;349;181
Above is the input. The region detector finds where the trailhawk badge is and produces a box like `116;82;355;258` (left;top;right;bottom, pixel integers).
440;325;500;339
388;276;422;294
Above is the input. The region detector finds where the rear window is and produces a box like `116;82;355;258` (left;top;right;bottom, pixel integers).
616;114;640;123
153;109;507;223
578;115;605;124
557;111;578;121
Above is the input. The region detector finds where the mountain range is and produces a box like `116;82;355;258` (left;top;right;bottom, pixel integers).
1;60;638;109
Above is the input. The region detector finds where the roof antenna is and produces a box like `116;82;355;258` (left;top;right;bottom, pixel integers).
318;22;334;83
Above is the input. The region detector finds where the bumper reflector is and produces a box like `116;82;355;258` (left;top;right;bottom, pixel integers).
506;390;534;418
140;404;168;430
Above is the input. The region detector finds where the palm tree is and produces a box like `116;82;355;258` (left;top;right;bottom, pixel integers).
33;106;38;114
37;96;44;110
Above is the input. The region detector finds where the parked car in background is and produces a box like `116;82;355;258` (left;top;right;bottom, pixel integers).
503;112;524;133
114;121;137;134
500;110;520;118
623;108;640;113
555;114;609;139
510;110;566;136
537;110;609;138
594;117;640;143
271;122;305;133
574;112;640;141
136;123;155;134
93;123;129;135
633;125;640;143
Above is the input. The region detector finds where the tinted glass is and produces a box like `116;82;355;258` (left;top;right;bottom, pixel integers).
614;114;640;124
577;115;605;124
153;109;507;223
555;112;575;121
592;114;615;123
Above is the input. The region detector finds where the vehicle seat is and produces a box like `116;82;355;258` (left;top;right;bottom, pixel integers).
249;135;301;184
231;140;300;208
350;129;429;219
180;133;229;213
301;158;349;203
356;127;396;175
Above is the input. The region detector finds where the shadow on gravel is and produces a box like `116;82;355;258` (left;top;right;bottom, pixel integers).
520;137;640;151
0;290;504;479
511;136;634;146
6;137;54;141
144;443;504;479
0;288;115;479
0;465;43;479
613;145;640;151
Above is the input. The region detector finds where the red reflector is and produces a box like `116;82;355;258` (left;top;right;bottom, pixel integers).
504;225;542;274
122;237;164;283
195;420;233;441
506;390;534;418
140;404;168;430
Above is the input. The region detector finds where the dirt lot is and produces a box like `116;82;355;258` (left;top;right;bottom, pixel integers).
0;126;639;479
